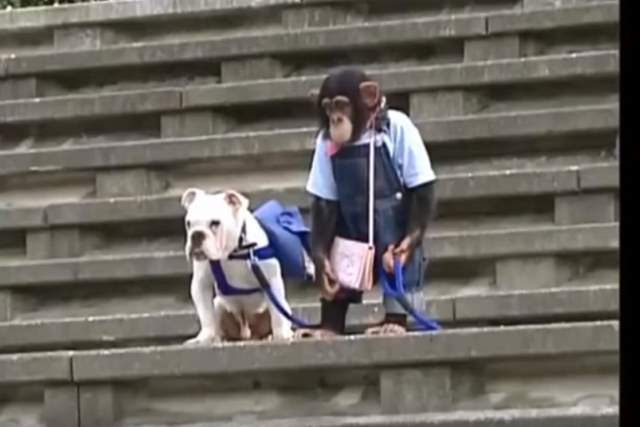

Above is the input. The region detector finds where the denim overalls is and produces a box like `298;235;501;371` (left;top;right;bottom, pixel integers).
329;130;426;313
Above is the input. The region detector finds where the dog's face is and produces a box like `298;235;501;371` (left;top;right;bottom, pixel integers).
181;188;250;262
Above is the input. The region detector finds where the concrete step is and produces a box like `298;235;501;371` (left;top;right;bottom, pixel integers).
0;0;300;32
0;0;615;35
0;321;617;426
0;162;619;231
0;223;618;288
0;105;618;177
141;406;619;427
0;51;618;125
0;285;619;352
0;3;617;78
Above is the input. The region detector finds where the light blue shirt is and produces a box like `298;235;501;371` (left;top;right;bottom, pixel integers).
306;109;436;201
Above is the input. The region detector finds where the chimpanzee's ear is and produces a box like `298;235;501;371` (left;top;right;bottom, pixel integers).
308;89;320;105
359;81;380;109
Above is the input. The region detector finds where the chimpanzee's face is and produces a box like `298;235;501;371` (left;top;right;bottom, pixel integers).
314;69;381;146
321;95;354;145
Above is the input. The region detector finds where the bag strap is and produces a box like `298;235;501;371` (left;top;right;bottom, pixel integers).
367;125;375;247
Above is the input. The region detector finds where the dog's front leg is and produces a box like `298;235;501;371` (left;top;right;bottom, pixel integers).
265;275;294;341
185;272;221;345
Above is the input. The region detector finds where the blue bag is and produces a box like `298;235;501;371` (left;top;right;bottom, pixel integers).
253;200;312;282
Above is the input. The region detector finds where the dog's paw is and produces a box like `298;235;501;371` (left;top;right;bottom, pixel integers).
271;327;294;342
183;331;221;346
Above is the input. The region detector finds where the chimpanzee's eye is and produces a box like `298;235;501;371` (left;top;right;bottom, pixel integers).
209;220;220;228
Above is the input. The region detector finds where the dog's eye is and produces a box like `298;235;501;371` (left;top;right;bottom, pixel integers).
186;220;191;229
209;220;220;228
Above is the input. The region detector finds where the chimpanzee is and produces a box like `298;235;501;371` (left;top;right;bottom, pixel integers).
296;67;437;338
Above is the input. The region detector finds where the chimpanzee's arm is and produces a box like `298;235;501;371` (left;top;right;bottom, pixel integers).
310;196;339;262
403;181;436;250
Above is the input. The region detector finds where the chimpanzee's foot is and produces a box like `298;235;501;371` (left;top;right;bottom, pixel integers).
365;323;407;336
293;328;339;339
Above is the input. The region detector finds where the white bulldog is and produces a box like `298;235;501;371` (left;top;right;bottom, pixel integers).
181;188;294;344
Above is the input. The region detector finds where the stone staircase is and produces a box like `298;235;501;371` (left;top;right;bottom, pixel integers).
0;0;619;426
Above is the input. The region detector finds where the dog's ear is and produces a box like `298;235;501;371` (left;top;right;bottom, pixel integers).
181;188;204;210
223;190;249;213
308;89;320;105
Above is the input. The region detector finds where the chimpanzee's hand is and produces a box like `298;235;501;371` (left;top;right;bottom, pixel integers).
314;256;339;300
382;237;414;273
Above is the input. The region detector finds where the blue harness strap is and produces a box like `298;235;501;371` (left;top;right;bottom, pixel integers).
380;258;441;331
209;246;276;297
208;222;277;297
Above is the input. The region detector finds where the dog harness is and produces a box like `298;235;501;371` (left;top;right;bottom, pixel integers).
208;216;315;328
208;223;275;296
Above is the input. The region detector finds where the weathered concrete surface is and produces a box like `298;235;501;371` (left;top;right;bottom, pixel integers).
522;0;609;11
0;251;190;287
160;111;235;138
495;256;565;290
6;14;486;76
95;168;168;197
184;51;618;108
410;90;486;119
464;35;526;62
1;3;618;77
430;223;618;261
220;57;287;82
78;384;120;427
0;351;72;384
2;162;614;230
0;88;181;124
0;206;44;229
454;285;618;322
70;321;618;381
53;26;130;50
10;45;623;124
380;367;455;413
0;0;301;31
138;406;619;427
0;105;619;177
579;163;618;189
0;77;37;101
43;385;79;427
421;104;617;142
0;290;12;322
26;227;83;259
281;4;366;29
0;285;617;352
3;160;605;228
489;2;619;33
554;193;617;225
0;224;618;287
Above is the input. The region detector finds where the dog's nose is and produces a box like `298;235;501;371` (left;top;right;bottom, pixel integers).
190;230;205;245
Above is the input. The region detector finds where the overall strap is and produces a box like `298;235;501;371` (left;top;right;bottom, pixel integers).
367;121;375;247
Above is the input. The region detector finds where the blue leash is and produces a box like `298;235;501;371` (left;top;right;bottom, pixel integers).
247;250;441;331
247;249;316;329
379;258;442;331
